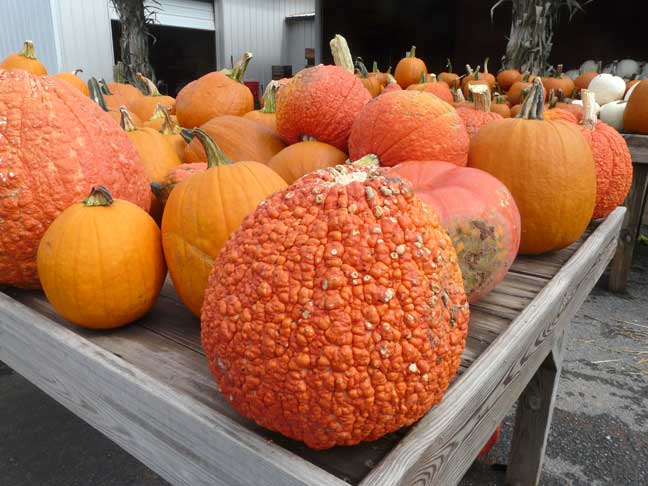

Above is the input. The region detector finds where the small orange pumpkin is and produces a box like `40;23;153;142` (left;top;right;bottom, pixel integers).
407;73;453;104
439;58;460;88
153;105;186;159
267;141;348;184
574;62;601;92
108;81;144;108
144;104;179;131
356;58;383;97
130;73;176;121
1;40;47;75
490;95;511;118
541;64;575;99
462;65;490;99
497;68;521;92
54;69;89;96
243;80;279;132
88;78;143;127
394;46;427;89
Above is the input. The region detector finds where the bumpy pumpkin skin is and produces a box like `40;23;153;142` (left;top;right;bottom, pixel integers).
267;141;348;184
390;161;521;302
456;106;503;140
349;91;469;167
407;80;453;104
201;162;469;450
276;65;371;151
0;70;151;288
37;192;166;329
152;162;206;206
543;108;578;123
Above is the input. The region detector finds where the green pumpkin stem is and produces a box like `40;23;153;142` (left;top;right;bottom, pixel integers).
372;61;378;73
84;186;114;207
517;78;546;120
261;81;279;114
136;73;161;96
355;58;370;78
19;40;37;59
418;71;427;84
353;154;380;168
88;77;109;112
522;71;531;82
120;107;138;132
330;34;354;73
408;46;416;58
99;78;113;95
181;128;232;168
229;52;253;82
157;105;181;135
548;88;557;108
473;66;481;81
446;58;453;73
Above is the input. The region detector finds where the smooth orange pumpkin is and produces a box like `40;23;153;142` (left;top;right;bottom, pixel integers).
267;141;348;184
439;59;460;88
162;128;287;316
541;64;575;99
152;105;186;159
108;81;144;108
349;90;469;167
0;70;151;288
37;186;165;329
129;73;175;121
243;80;279;132
468;79;596;255
54;69;89;96
456;85;503;139
407;73;453;104
355;58;383;97
623;80;648;134
144;104;179;131
88;77;144;127
575;62;601;92
507;73;539;105
480;58;497;90
0;40;47;75
497;68;521;91
394;46;428;89
491;95;511;118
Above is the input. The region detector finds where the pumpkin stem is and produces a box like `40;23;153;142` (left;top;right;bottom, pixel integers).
418;71;427;84
472;66;481;81
157;105;181;135
470;84;491;112
522;71;531;82
385;73;397;85
483;57;490;74
517;78;545;120
353;154;380;168
581;89;598;130
84;186;114;207
555;64;564;78
386;66;392;75
372;61;379;73
98;78;113;95
428;73;438;83
466;64;473;76
88;77;109;112
119;106;138;132
229;52;253;82
452;84;466;103
136;73;161;96
181;128;232;168
408;46;416;58
72;68;83;77
19;40;37;59
330;34;354;73
446;58;453;73
495;94;507;105
355;58;370;79
260;81;279;114
597;60;603;73
556;88;565;102
150;182;162;198
548;88;557;109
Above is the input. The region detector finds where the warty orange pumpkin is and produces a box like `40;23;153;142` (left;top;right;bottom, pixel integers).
54;69;89;96
394;46;428;89
267;140;348;184
243;80;279;132
37;186;166;329
0;40;47;75
162;128;288;317
456;85;503;140
407;73;453;104
0;69;151;288
201;156;469;449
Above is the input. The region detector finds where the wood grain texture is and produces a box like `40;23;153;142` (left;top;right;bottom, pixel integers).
360;208;624;486
623;134;648;165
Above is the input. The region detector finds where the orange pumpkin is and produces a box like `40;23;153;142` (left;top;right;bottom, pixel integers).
88;77;144;127
497;68;521;92
144;104;179;131
462;66;490;98
200;156;469;449
129;73;176;121
439;59;460;88
481;58;497;90
267;141;347;184
176;52;254;129
162;128;287;316
575;62;601;92
456;85;503;139
37;186;165;329
579;90;632;219
381;73;403;94
107;81;144;108
394;46;428;89
543;107;578;123
0;40;47;75
407;73;453;104
491;95;511;118
369;60;390;86
184;115;286;164
468;79;596;255
0;70;151;288
153;105;186;159
508;73;539;105
54;69;89;96
510;104;522;117
349;90;469;167
623;79;648;134
243;80;279;132
541;64;575;99
355;58;383;97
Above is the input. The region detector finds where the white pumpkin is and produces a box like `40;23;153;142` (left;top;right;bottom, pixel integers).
571;98;601;115
565;69;580;80
599;101;627;131
588;74;626;105
641;63;648;79
580;60;599;73
624;82;639;101
602;61;617;75
616;59;641;80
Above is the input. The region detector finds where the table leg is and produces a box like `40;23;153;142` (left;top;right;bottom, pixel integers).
505;330;567;486
609;164;648;292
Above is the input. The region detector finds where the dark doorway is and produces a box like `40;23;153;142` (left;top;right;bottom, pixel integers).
111;21;216;96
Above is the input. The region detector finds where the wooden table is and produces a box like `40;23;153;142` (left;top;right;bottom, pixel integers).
609;134;648;292
0;208;624;486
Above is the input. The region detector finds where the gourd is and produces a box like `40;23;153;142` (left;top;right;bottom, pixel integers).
468;79;596;255
575;61;601;91
0;70;150;288
129;73;176;121
0;40;47;75
599;100;627;131
349;90;469;167
406;73;453;104
390;160;521;302
243;80;279;132
267;141;347;184
588;73;626;105
162;129;287;317
623;80;648;134
456;85;503;140
580;60;599;74
37;186;165;329
54;69;89;96
394;45;428;89
201;156;469;449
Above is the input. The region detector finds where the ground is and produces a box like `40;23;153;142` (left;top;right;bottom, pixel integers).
1;245;647;486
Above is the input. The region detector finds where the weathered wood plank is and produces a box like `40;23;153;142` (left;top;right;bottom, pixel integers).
623;133;648;165
360;207;624;486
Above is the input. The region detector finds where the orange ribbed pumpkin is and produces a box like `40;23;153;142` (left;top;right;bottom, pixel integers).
129;73;175;122
497;68;520;92
88;77;144;127
201;156;469;449
407;73;453;104
541;64;575;99
394;46;428;89
1;40;47;75
456;85;503;140
53;69;89;96
0;70;151;288
267;141;348;184
439;59;460;88
491;95;512;118
107;81;144;108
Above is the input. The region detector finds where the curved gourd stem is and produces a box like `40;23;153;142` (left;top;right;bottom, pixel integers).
19;40;37;59
261;81;279;114
580;89;598;131
84;186;114;207
469;84;491;112
181;128;232;168
88;77;109;112
120;106;138;132
517;78;546;120
330;34;354;73
229;52;253;82
483;57;491;75
136;73;162;96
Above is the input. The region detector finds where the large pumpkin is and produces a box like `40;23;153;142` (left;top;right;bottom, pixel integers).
348;90;469;167
267;141;348;184
37;186;165;329
579;90;632;219
0;40;47;75
162;129;287;317
468;79;596;255
623;80;648;134
0;70;151;288
184;115;286;164
456;85;503;140
390;161;521;302
176;52;254;129
107;81;144;108
201;156;469;449
394;46;428;89
243;80;279;132
54;69;89;96
407;73;453;104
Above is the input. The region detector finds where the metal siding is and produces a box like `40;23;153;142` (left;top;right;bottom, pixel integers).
108;0;216;31
0;0;59;73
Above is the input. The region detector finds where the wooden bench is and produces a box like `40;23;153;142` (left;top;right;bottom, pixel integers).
609;134;648;292
0;207;625;486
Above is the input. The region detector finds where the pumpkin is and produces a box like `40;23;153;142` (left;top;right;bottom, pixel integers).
154;105;187;159
200;156;469;449
468;78;596;255
456;85;503;139
626;79;640;96
0;69;151;288
98;79;128;112
616;59;641;80
580;60;599;74
176;52;254;129
129;73;176;121
108;81;144;108
497;68;521;92
54;69;89;96
243;80;279;131
541;64;575;99
88;77;143;127
543;107;579;123
548;89;584;121
355;58;383;97
462;66;489;98
348;90;469;167
144;104;179;131
588;73;626;105
407;73;453;104
439;59;460;88
381;73;402;94
507;73;538;105
0;40;47;75
480;58;497;90
578;90;632;219
37;186;165;329
369;61;390;86
276;35;370;151
575;63;601;92
390;160;521;302
394;46;427;89
564;69;580;80
451;84;470;108
625;81;639;101
162;128;287;317
184;115;286;164
267;141;347;184
491;95;511;118
510;104;522;117
151;163;206;206
599;100;627;131
623;80;648;134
